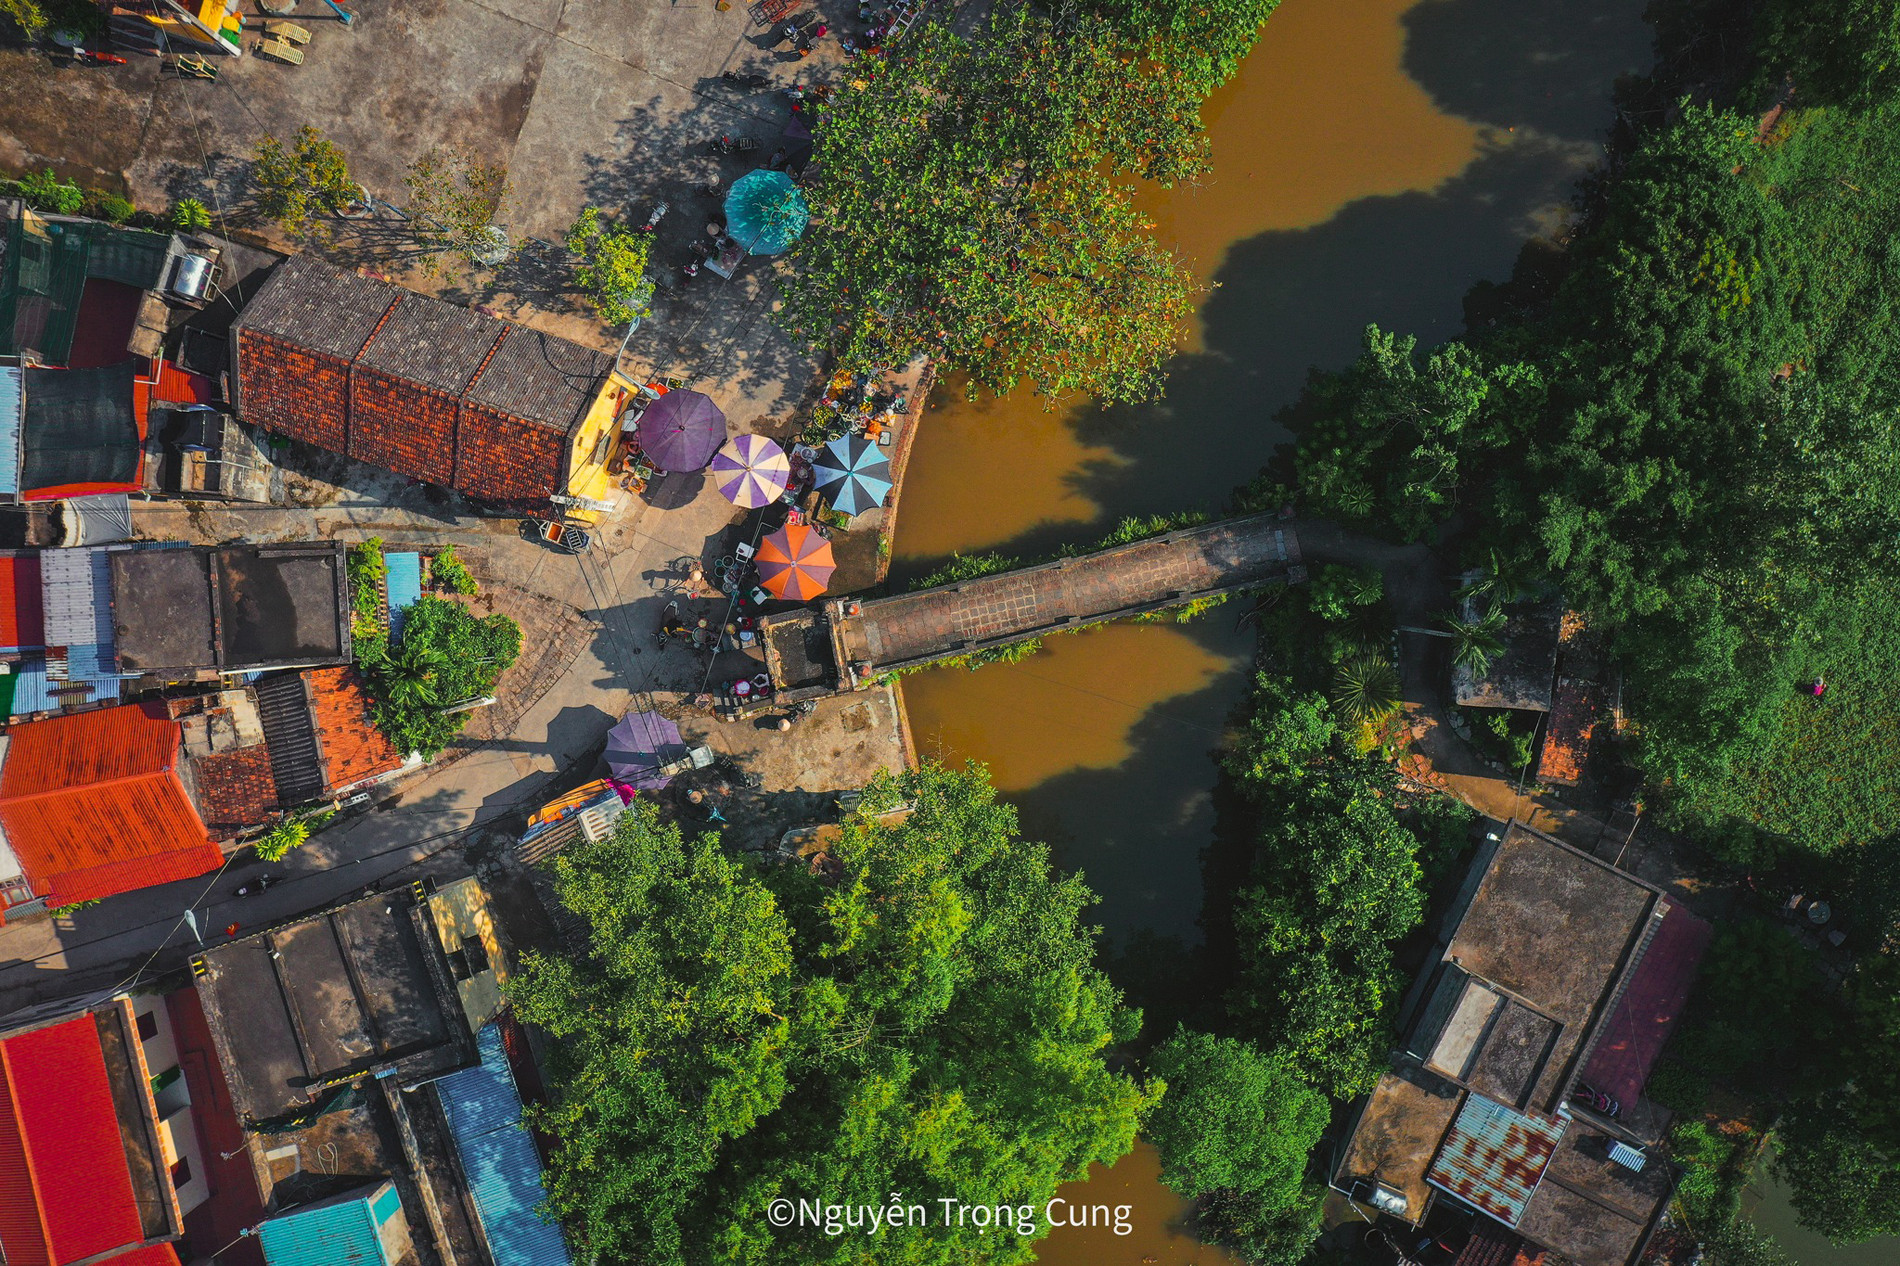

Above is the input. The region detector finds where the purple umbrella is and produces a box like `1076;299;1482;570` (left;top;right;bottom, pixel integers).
711;434;791;509
636;390;727;471
605;709;688;789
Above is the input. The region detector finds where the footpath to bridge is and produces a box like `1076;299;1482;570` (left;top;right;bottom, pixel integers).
760;514;1305;695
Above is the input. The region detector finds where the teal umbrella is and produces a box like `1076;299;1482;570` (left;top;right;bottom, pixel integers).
724;170;809;257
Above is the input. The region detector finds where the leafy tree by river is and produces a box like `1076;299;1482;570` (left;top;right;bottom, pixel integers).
510;764;1153;1265
783;0;1278;402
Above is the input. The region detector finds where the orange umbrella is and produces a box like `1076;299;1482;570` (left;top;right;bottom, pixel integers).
755;524;836;601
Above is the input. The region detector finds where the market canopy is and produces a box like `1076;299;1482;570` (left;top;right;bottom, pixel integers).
711;433;790;509
756;523;836;601
605;709;688;789
812;433;892;517
725;170;809;257
636;390;726;471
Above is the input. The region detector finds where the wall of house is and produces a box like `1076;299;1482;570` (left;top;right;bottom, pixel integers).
235;331;350;453
348;368;460;487
560;377;634;521
453;404;568;504
129;993;211;1214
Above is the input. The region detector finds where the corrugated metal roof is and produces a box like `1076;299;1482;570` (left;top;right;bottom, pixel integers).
40;545;115;650
5;658;59;715
258;1185;398;1266
235;254;396;360
0;362;21;497
1425;1095;1563;1227
0;552;42;651
357;293;504;393
385;552;422;643
0;1015;149;1262
436;1023;572;1266
464;326;609;433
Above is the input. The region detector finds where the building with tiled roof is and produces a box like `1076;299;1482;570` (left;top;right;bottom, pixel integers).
0;703;223;914
230;255;633;511
1333;824;1711;1266
0;1006;193;1265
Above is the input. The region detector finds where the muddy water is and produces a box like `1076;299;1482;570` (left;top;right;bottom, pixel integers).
891;0;1653;1257
1032;1142;1247;1266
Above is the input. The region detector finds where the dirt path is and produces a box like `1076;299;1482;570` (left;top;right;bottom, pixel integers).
1297;520;1611;846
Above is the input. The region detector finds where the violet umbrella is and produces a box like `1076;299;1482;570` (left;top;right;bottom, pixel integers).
605;709;688;789
711;433;791;509
635;390;727;471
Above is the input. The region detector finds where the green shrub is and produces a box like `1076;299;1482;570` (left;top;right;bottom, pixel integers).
430;545;477;595
92;192;135;224
168;198;212;231
18;169;82;215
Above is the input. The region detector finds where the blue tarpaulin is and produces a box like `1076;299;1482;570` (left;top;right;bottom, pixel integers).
385;552;422;641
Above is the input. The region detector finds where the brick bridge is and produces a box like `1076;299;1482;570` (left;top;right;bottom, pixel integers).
759;514;1306;696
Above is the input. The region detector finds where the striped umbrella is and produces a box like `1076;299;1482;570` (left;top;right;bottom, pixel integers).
711;434;791;509
812;434;892;517
755;523;836;601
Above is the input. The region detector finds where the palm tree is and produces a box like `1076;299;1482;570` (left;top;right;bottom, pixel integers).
1399;607;1509;677
382;642;447;709
1333;654;1403;724
1456;547;1538;615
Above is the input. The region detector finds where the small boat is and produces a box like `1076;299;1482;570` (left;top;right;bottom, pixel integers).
522;518;593;553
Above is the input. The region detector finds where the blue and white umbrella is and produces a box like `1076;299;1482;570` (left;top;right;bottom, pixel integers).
724;169;809;257
813;434;892;517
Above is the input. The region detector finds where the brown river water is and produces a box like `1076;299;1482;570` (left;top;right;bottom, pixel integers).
888;0;1655;1260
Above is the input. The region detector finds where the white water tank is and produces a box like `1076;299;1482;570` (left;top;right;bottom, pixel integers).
169;252;213;302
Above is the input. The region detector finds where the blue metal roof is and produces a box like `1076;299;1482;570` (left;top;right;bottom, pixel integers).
0;364;21;498
1425;1094;1563;1227
6;658;57;716
436;1023;572;1266
385;552;422;641
258;1183;399;1266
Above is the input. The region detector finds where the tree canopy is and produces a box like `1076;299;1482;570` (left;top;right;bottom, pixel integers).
249;126;357;243
511;764;1152;1265
782;0;1277;402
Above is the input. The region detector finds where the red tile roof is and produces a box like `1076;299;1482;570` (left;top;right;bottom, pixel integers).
0;705;223;906
304;666;402;789
190;743;279;832
0;554;44;650
1536;677;1607;786
0;1016;149;1264
232;255;610;505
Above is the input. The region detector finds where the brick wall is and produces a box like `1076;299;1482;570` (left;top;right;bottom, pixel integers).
235;331;350;452
348;368;460;487
454;404;567;504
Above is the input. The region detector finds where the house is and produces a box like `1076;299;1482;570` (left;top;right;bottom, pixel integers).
230;255;635;517
0;1004;196;1265
256;1182;415;1266
1535;611;1611;787
0;703;224;917
1452;597;1560;713
189;879;565;1264
110;542;351;680
1333;823;1712;1266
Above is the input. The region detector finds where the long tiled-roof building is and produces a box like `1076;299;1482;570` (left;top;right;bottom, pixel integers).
230;256;614;505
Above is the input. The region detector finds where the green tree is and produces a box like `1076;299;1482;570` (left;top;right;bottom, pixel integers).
511;764;1153;1265
564;207;654;327
781;8;1205;403
1752;0;1900;107
1774;1095;1900;1243
1703;1217;1797;1266
1146;1027;1326;1210
0;0;46;33
250;126;357;242
1331;654;1401;725
359;595;519;757
404;145;513;276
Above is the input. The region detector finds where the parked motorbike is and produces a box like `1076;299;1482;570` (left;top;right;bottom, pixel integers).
637;199;669;232
708;134;760;156
71;48;129;66
722;70;770;90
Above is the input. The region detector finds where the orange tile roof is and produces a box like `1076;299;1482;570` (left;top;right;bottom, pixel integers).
304;666;402;789
0;705;222;906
